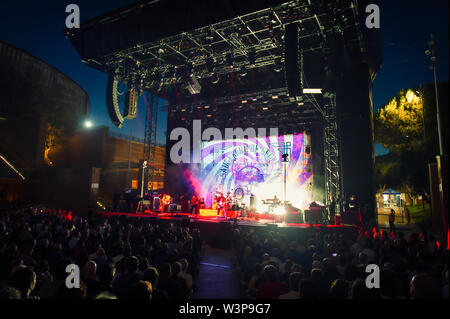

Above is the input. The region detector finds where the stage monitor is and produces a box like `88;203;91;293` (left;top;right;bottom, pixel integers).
198;132;313;210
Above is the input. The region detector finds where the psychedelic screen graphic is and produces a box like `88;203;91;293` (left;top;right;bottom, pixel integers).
198;132;313;210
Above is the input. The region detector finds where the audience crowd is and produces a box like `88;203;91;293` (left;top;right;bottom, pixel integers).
0;206;203;299
232;226;449;299
0;204;448;300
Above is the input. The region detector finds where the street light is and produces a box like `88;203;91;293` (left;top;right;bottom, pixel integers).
426;33;444;156
84;120;93;128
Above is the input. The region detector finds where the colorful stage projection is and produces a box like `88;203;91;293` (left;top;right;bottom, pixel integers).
200;133;313;211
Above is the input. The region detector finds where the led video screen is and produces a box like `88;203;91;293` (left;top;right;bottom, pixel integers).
199;132;313;210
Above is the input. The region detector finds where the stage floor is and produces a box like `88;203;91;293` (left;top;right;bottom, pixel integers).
99;211;352;230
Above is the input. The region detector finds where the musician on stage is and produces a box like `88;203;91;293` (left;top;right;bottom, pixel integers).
191;192;199;216
161;194;172;213
216;193;227;218
225;192;232;212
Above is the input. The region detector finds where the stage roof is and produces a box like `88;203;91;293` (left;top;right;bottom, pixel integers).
66;0;381;129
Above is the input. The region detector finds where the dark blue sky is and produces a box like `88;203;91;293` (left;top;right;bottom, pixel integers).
0;0;448;153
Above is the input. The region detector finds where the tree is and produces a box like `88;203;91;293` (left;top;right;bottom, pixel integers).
374;89;425;152
374;82;449;195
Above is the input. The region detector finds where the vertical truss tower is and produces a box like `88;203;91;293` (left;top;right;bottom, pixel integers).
143;92;158;192
323;94;342;209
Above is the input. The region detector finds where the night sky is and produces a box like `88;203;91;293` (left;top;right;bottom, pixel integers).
0;0;448;154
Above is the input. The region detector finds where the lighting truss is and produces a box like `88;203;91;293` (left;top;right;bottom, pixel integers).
323;94;343;209
82;0;364;93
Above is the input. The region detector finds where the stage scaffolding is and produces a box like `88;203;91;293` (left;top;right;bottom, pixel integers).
66;0;380;215
323;94;343;209
143;92;159;191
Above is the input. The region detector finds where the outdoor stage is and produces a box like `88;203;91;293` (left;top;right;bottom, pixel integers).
99;210;358;231
99;210;359;249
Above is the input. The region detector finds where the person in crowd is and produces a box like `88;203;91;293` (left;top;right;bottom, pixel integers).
255;265;289;299
298;279;317;299
389;209;396;233
278;272;301;299
143;266;168;300
9;266;37;299
330;279;349;299
0;205;448;300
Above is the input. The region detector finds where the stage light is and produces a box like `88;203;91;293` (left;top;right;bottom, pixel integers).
262;106;269;111
282;153;289;162
186;62;194;76
211;73;219;84
303;88;322;94
272;95;278;99
226;52;234;68
274;57;282;72
298;102;304;106
204;105;210;109
241;100;248;104
84;120;93;128
274;206;286;215
248;48;256;67
206;57;215;74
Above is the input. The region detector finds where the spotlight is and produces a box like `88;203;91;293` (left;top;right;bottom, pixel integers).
84;120;93;128
226;52;234;68
274;57;282;72
211;73;219;84
206;56;215;75
186;62;194;77
282;153;289;162
274;206;286;215
248;48;256;67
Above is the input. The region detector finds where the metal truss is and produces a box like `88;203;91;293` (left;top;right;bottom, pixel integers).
93;0;363;90
323;94;343;209
143;92;159;191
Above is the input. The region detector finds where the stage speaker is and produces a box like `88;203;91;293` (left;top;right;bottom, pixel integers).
284;22;302;100
124;89;138;119
153;197;161;211
106;73;124;128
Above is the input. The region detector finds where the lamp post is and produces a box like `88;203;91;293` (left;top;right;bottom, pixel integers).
426;34;444;156
426;34;448;249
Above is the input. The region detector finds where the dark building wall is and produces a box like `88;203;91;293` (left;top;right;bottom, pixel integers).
0;41;92;207
0;41;90;132
46;126;165;210
0;115;47;174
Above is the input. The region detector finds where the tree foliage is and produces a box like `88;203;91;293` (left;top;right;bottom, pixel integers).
374;81;449;194
374;89;424;152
